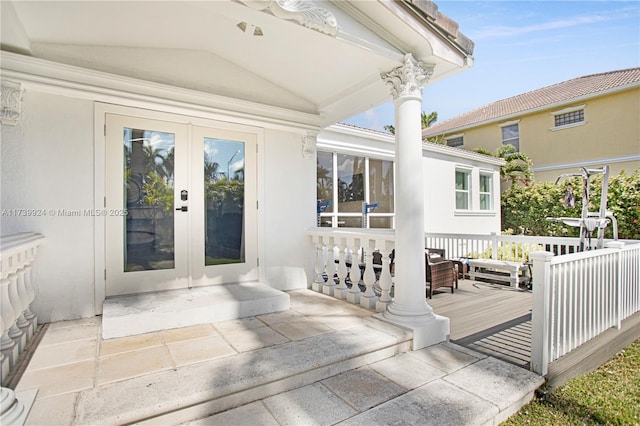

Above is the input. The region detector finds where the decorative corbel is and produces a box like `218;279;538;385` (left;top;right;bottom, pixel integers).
1;81;24;126
238;0;339;36
302;132;318;159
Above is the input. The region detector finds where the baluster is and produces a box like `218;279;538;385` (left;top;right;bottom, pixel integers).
0;278;18;370
0;316;7;382
347;239;362;304
376;243;394;312
323;239;337;296
22;265;37;337
334;239;349;300
7;273;26;354
15;268;33;341
311;236;326;292
360;240;378;309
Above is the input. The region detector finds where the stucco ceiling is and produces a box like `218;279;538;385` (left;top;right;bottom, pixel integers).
2;0;473;127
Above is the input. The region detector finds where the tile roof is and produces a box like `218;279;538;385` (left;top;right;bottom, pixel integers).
423;67;640;137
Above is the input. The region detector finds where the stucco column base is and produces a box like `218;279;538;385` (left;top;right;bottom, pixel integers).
0;335;18;369
8;327;26;354
1;354;8;383
24;311;37;338
374;310;450;350
322;283;336;296
346;291;361;304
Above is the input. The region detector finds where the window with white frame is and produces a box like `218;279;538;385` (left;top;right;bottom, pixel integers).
552;105;585;129
501;123;519;151
317;151;394;228
479;173;493;210
455;169;471;210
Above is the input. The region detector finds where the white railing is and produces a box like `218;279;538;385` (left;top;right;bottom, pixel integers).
0;232;44;382
307;228;395;312
0;232;44;425
530;241;640;375
308;228;639;377
425;232;582;262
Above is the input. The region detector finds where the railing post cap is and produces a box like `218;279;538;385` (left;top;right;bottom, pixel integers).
605;241;625;249
530;251;554;261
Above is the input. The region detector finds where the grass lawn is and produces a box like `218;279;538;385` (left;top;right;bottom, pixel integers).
502;338;640;425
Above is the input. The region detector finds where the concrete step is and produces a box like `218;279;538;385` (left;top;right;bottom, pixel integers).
75;321;413;425
101;282;291;339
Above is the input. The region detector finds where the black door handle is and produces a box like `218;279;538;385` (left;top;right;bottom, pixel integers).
176;206;188;212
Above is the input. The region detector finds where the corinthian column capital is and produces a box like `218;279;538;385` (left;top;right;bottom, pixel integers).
380;54;434;100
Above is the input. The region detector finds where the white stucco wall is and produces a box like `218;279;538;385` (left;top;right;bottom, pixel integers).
1;90;96;322
1;88;316;322
423;149;502;235
262;129;316;290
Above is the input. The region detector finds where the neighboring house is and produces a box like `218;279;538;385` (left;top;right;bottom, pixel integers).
422;68;640;183
1;0;475;347
318;124;503;235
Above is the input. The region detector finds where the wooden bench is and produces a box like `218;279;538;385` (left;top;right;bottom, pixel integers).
468;259;530;288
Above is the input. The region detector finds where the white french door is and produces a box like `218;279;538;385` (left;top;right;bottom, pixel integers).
105;114;257;296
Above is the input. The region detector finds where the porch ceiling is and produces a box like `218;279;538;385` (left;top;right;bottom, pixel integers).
2;0;473;127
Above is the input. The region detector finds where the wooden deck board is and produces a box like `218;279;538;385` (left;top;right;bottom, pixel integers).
427;279;533;368
428;279;532;341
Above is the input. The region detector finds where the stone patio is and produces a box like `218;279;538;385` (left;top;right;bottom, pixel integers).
13;289;543;425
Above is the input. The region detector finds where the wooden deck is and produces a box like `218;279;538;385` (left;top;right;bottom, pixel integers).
428;278;533;369
428;278;640;390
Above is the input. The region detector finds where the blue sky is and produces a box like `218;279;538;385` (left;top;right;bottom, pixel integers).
344;1;640;132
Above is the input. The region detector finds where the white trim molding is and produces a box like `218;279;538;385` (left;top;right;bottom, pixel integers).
498;119;520;128
532;154;640;172
550;104;586;116
1;80;23;125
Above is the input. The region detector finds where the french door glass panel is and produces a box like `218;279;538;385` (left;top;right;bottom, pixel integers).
204;138;245;266
190;126;257;288
124;128;175;272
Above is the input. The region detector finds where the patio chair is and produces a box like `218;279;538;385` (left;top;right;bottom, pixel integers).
426;249;457;298
372;249;395;279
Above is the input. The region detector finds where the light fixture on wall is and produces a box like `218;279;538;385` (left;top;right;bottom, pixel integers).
236;21;263;36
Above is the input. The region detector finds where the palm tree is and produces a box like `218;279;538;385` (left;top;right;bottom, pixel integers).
384;111;438;137
475;144;533;186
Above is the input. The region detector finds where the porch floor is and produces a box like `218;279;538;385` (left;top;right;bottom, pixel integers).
13;289;543;425
429;279;533;369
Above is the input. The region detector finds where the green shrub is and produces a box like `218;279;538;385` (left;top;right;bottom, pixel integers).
467;241;544;262
502;170;640;240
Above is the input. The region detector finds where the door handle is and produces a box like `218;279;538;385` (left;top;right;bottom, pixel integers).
176;206;188;212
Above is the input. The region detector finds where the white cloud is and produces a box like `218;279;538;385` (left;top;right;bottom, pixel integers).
471;8;630;40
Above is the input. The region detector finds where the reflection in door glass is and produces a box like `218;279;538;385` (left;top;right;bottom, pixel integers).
123;128;175;272
204;138;245;265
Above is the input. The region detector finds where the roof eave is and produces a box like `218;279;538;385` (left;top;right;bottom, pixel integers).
423;80;640;137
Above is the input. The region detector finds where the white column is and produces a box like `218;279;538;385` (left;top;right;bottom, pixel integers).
376;54;449;349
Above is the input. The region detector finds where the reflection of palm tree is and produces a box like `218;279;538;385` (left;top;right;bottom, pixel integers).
205;158;220;182
143;145;167;177
317;165;331;200
163;147;175;182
